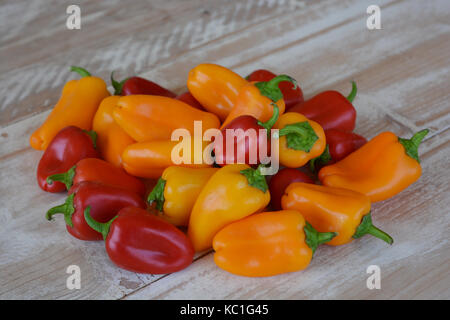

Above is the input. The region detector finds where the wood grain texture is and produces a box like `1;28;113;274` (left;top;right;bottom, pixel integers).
0;0;449;299
0;0;296;126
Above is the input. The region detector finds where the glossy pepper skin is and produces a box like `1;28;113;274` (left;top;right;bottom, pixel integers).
30;66;110;150
213;210;336;277
84;206;195;274
319;129;429;202
114;75;177;97
309;129;367;172
188;164;271;252
37;126;99;193
113;95;220;142
47;158;146;196
246;69;304;108
288;82;357;132
92;96;136;167
221;75;296;129
176;91;205;110
46;181;147;241
122;138;213;178
268;168;314;210
214;106;279;166
282;183;393;246
148;167;218;226
274;112;326;168
187;63;248;121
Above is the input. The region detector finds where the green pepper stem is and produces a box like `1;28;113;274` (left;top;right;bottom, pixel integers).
353;212;393;245
398;129;429;163
240;164;269;193
309;158;317;174
257;104;279;132
70;66;91;78
276;121;319;153
47;165;76;190
278;124;306;137
346;81;357;103
147;178;166;211
254;75;297;102
110;71;129;95
266;74;298;90
366;225;394;245
83;206;117;240
309;144;331;173
303;221;337;255
46;194;75;227
82;130;97;149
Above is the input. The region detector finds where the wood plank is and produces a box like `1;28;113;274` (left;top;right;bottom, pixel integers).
0;0;298;126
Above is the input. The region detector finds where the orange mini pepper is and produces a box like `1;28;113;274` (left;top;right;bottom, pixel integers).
30;66;110;150
282;183;393;246
273;112;326;168
113;95;220;142
188;164;271;252
318;129;429;202
92;96;135;167
121;137;213;179
147;167;219;226
221;75;296;129
213;210;336;277
187;63;248;121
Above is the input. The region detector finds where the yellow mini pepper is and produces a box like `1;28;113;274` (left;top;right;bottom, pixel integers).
113;95;220;142
92;96;135;167
273;112;326;168
148;167;218;226
187;63;248;121
213;210;336;277
319;129;428;202
121;137;213;179
188;164;271;252
30;66;110;150
282;183;393;246
221;75;295;129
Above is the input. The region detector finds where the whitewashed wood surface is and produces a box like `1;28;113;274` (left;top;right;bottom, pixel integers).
0;0;449;299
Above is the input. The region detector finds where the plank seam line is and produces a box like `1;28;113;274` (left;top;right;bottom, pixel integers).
168;0;404;94
118;250;212;300
229;0;405;71
1;0;399;127
0;8;289;128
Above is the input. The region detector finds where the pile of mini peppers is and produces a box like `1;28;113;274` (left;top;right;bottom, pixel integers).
30;64;428;277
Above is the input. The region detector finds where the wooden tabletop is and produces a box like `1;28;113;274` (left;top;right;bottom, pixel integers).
1;0;449;299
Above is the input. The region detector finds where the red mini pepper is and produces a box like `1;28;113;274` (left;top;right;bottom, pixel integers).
111;73;176;97
268;168;314;210
214;106;279;166
176;91;204;110
84;206;195;274
246;69;304;108
37;126;99;193
46;181;146;240
288;81;357;132
310;129;367;172
47;158;146;196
